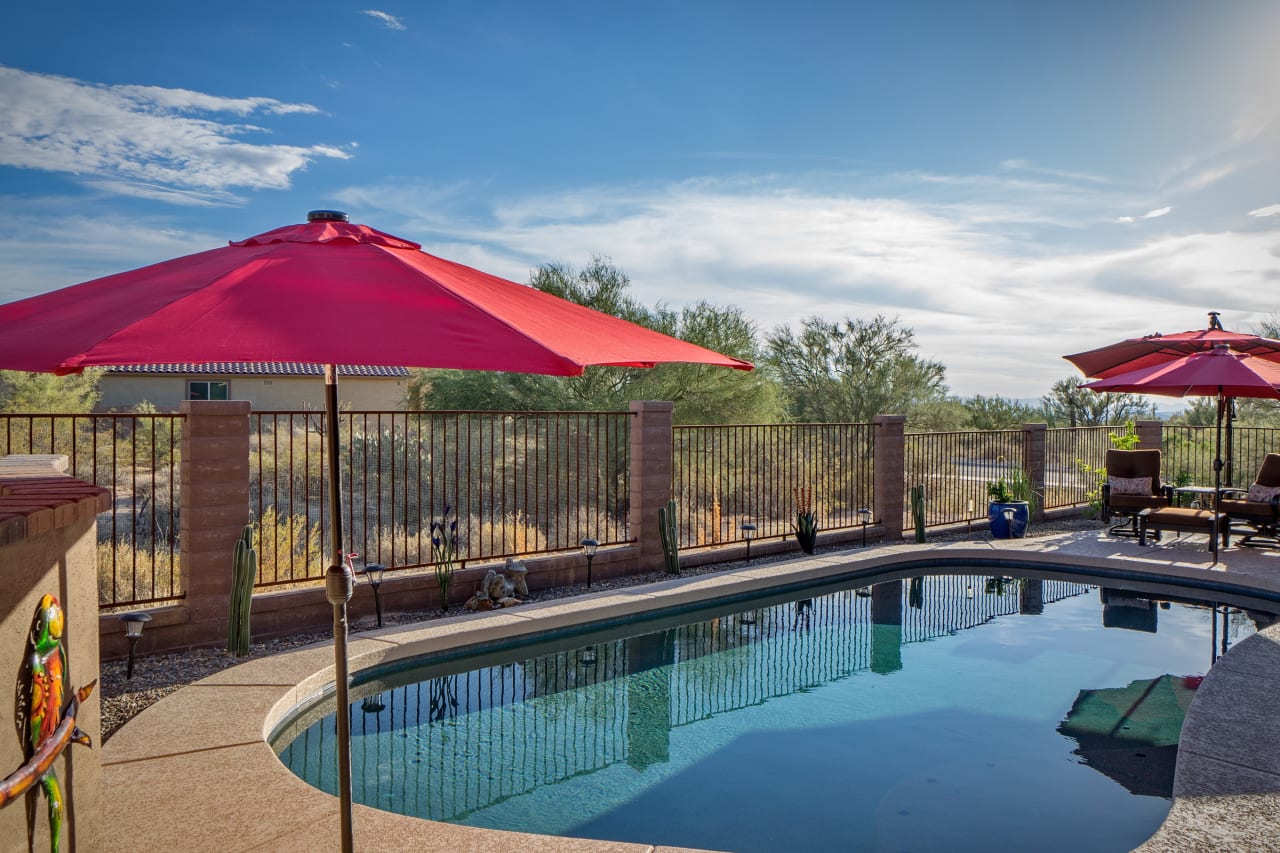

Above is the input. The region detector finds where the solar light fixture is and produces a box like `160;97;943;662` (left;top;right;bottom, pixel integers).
580;538;599;588
118;611;152;679
741;522;758;562
858;507;873;548
359;563;387;627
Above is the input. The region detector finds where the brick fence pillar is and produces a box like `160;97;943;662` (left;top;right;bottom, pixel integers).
873;414;906;541
629;401;674;575
1022;423;1047;521
1135;419;1163;451
180;400;251;646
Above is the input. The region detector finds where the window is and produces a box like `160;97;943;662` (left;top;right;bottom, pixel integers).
188;381;229;401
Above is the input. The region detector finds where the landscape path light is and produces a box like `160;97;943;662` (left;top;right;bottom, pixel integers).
360;563;384;625
580;538;599;588
858;507;873;548
741;522;757;562
118;611;152;679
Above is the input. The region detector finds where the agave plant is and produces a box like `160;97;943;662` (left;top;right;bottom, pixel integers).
793;486;819;555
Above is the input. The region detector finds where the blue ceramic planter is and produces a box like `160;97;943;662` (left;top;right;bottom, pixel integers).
988;501;1030;538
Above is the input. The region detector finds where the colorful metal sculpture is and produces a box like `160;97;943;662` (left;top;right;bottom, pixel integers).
0;594;96;853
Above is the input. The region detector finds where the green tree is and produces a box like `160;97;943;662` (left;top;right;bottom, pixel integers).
0;369;102;413
961;394;1044;431
764;315;947;423
1040;377;1155;426
410;257;785;424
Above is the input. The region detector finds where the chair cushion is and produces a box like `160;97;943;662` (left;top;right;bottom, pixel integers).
1109;475;1153;496
1220;498;1274;520
1247;483;1280;503
1110;493;1166;510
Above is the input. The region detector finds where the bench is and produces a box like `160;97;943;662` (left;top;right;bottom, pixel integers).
1137;507;1230;548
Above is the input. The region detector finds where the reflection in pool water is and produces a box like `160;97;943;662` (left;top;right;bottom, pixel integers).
275;574;1274;852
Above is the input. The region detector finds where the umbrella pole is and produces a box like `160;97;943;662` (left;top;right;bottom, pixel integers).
1212;393;1223;564
322;364;355;852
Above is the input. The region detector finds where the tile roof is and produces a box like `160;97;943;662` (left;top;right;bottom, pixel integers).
105;362;409;378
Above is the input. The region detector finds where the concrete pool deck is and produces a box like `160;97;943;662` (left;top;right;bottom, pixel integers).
101;529;1280;852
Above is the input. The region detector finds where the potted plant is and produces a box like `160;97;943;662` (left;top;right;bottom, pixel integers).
987;459;1032;539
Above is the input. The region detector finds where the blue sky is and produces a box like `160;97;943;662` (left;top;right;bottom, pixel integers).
2;0;1278;398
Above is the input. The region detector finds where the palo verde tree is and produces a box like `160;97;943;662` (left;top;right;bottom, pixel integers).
1040;376;1155;426
410;256;784;424
764;314;947;424
961;394;1045;431
0;369;102;413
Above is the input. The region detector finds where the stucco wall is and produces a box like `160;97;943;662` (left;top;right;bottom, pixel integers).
0;459;107;852
98;375;406;411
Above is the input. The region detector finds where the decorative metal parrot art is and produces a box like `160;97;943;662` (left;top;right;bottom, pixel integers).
0;594;96;853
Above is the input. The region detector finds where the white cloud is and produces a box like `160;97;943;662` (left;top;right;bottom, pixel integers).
0;65;351;202
334;176;1280;398
1115;206;1172;223
1248;204;1280;217
360;10;406;30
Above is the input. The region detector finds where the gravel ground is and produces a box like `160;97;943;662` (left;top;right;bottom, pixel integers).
100;515;1099;741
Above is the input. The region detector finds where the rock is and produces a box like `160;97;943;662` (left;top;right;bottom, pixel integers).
496;596;521;608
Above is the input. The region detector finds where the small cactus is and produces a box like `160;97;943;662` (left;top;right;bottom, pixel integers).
658;499;680;574
910;484;927;543
228;522;257;656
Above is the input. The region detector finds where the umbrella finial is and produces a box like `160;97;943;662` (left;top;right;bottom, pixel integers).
307;210;349;223
1208;311;1223;330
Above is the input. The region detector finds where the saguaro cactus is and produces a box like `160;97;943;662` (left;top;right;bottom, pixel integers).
658;499;680;575
228;522;257;656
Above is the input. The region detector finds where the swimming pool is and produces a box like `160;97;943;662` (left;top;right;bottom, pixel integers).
273;570;1277;852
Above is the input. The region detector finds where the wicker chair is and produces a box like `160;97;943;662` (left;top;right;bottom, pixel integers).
1101;449;1172;537
1219;453;1280;548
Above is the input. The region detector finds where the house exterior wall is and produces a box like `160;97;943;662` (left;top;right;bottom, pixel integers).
98;375;406;412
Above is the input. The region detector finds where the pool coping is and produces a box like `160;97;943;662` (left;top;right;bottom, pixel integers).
101;532;1280;851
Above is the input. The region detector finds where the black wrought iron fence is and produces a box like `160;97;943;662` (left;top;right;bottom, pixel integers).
1;412;184;608
671;422;874;548
1163;425;1280;491
903;429;1023;530
249;410;631;587
1044;426;1112;509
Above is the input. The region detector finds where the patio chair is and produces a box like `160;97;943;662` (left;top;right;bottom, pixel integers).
1101;449;1172;538
1219;453;1280;548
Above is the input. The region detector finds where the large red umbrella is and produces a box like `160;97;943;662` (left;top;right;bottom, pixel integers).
0;210;752;850
1065;312;1280;486
1081;346;1280;560
1064;311;1280;380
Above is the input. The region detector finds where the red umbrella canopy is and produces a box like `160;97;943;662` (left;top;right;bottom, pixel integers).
1080;347;1280;400
1065;313;1280;380
0;212;753;376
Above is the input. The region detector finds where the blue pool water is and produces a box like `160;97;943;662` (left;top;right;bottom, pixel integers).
275;572;1275;852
